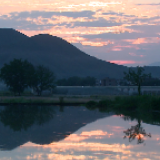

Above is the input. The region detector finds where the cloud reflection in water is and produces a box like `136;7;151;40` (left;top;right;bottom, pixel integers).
0;115;159;160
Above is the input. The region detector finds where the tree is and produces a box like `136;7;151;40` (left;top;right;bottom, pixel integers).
0;59;34;96
32;65;55;96
56;76;96;86
124;66;151;95
82;76;96;86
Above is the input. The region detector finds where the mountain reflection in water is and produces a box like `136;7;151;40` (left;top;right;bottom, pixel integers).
0;105;160;159
0;105;109;150
0;105;55;131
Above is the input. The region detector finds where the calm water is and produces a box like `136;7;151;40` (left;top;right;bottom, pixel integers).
0;105;160;160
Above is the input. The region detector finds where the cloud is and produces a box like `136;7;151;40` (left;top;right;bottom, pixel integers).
72;18;122;27
18;25;137;40
137;3;160;6
129;53;144;57
63;130;114;142
109;60;139;65
0;10;140;30
124;37;160;44
8;10;95;19
0;11;96;30
110;48;122;51
0;0;160;66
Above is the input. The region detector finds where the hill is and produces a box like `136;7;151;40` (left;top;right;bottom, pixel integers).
149;62;160;66
0;28;159;79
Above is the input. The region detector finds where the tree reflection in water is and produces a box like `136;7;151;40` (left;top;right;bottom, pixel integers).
123;119;151;144
0;105;55;131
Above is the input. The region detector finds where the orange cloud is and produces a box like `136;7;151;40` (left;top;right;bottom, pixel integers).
17;25;137;48
124;37;160;44
19;25;137;37
1;0;160;20
81;40;113;47
65;36;114;46
18;27;118;47
25;16;95;26
109;60;137;65
111;48;122;51
0;0;160;29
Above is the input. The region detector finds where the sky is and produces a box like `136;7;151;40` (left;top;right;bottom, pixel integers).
0;0;160;66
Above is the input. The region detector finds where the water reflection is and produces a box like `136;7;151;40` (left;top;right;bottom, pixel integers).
0;105;108;150
0;105;160;159
0;105;55;131
86;103;160;145
15;114;160;160
123;119;151;144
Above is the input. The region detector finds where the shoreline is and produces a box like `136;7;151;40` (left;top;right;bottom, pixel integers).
0;96;105;105
0;103;86;106
0;95;129;105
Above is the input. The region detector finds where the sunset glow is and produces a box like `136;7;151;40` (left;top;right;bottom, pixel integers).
109;60;138;65
0;0;160;65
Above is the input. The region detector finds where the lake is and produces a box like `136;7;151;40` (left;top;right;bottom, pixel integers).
0;105;160;160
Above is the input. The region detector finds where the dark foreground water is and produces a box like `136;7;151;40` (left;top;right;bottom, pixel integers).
0;105;160;160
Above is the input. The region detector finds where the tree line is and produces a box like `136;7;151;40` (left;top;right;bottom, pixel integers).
0;59;154;96
0;59;97;96
0;59;55;96
56;76;96;86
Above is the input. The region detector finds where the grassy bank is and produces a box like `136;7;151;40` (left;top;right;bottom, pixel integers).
0;95;104;105
0;95;158;110
86;95;160;112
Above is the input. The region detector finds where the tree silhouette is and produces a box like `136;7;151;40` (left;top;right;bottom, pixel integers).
124;66;151;95
123;119;151;144
56;76;96;86
32;65;56;96
0;59;34;96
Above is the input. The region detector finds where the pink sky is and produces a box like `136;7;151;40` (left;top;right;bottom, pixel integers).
0;0;160;66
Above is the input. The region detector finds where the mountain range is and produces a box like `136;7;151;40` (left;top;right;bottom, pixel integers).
0;28;159;79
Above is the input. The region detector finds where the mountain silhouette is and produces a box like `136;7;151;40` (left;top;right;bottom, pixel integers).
0;28;159;79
